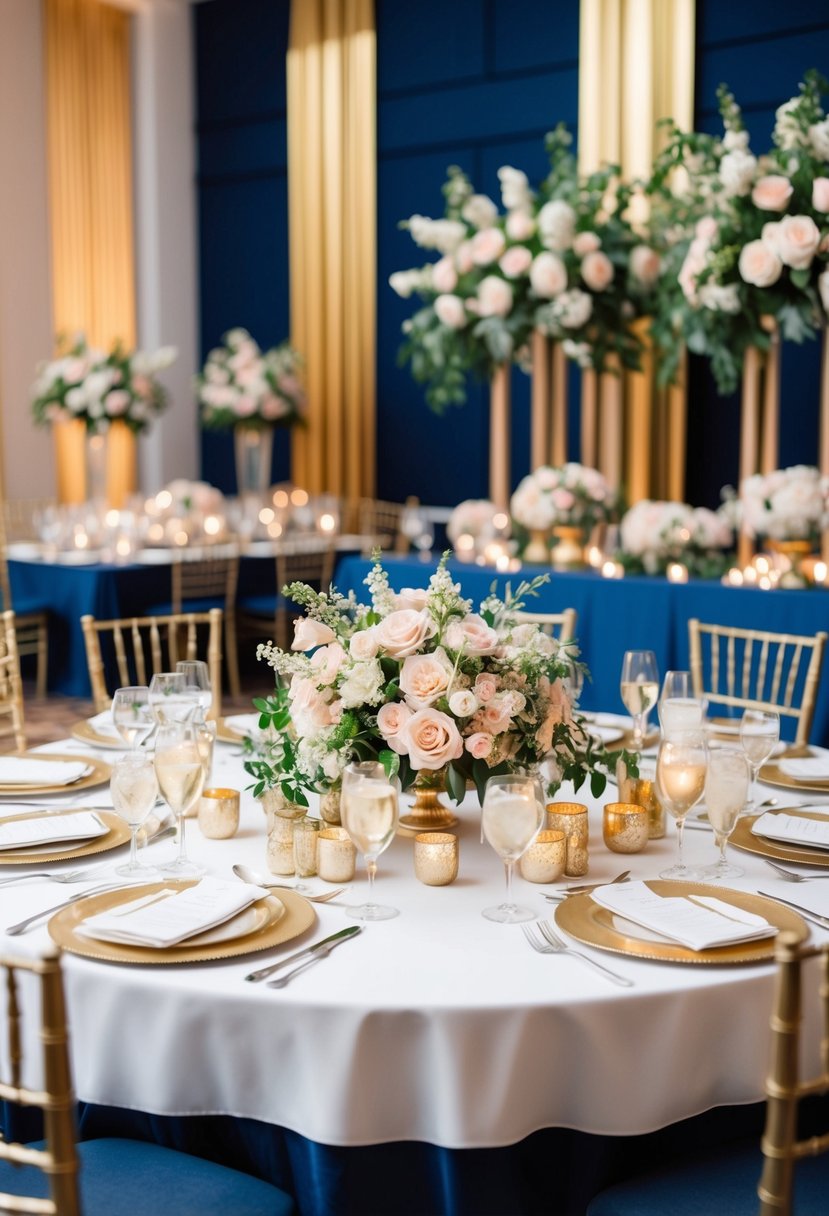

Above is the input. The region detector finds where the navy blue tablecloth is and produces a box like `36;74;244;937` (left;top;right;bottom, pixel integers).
334;555;829;746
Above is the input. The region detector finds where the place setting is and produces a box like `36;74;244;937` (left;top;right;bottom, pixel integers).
0;752;112;797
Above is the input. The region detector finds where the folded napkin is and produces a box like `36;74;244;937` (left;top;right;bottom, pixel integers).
756;879;829;919
751;810;829;851
591;880;776;951
0;811;108;852
0;757;91;787
78;876;269;948
777;757;829;781
223;713;261;736
87;711;123;741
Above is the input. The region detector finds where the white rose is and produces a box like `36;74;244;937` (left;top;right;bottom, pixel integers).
434;294;467;329
374;609;435;658
537;199;576;251
530;252;567;298
809;118;829;160
395;587;429;612
448;690;479;717
337;659;386;709
399;648;454;709
431;256;458;293
471;228;506;266
555;289;593;329
476;275;513;317
776;214;820;269
349;628;379;660
505;211;536;241
462;194;499;229
738;240;783;287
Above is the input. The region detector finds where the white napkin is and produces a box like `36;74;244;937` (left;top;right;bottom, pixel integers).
78;876;269;948
778;758;829;781
591;880;777;951
0;757;91;787
751;810;829;851
756;879;829;919
0;811;108;852
87;711;123;741
223;713;261;736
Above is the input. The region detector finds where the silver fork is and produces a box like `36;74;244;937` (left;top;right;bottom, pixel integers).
522;922;634;987
763;858;829;882
0;868;94;887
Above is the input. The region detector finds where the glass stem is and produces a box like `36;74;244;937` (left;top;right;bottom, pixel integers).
504;859;514;908
177;813;187;865
719;835;727;868
633;712;644;747
129;826;139;869
676;818;686;870
366;856;377;906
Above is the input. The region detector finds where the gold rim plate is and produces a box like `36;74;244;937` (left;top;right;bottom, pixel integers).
215;718;253;745
554;879;808;964
759;760;829;794
730;810;829;868
0;752;112;797
0;810;130;864
70;719;125;751
49;882;315;964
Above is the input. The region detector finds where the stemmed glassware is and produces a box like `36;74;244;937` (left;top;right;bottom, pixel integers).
110;753;160;877
620;650;659;748
481;773;545;923
658;670;706;736
111;687;154;751
739;709;780;811
701;748;749;880
154;720;206;878
340;761;400;921
176;660;212;718
401;507;435;559
656;732;708;879
148;672;192;724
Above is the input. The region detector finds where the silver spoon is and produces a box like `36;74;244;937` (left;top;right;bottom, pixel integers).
232;863;344;903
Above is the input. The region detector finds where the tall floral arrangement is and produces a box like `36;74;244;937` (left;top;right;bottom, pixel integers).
618;499;734;577
252;555;624;807
737;465;829;542
197;328;305;429
31;335;176;434
510;463;617;534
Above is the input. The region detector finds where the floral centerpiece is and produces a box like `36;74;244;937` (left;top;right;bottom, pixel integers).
510;463;616;539
737;464;829;542
31;334;176;434
446;499;506;552
249;555;625;808
618;499;734;577
197;327;305;429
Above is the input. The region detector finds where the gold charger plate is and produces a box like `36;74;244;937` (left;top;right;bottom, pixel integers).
48;882;315;965
0;752;112;797
759;759;829;794
70;719;125;751
0;810;130;865
554;879;808;965
730;810;829;868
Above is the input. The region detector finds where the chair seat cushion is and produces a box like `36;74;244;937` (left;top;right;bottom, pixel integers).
146;599;224;616
0;1137;294;1215
586;1140;829;1214
237;595;284;617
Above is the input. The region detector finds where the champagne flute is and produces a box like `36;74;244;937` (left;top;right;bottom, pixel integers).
176;660;213;718
739;709;780;811
340;761;400;921
620;650;659;749
154;720;206;878
481;773;545;923
148;672;192;724
111;686;154;751
110;753;160;877
701;748;749;880
656;732;707;879
658;671;706;736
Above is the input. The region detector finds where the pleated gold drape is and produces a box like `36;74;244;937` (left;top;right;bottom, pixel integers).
578;0;695;503
287;0;376;499
44;0;137;505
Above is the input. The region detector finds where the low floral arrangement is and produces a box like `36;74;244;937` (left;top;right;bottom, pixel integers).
249;555;625;807
510;463;616;536
31;335;176;434
618;499;734;577
737;464;829;542
446;499;504;545
160;479;226;516
197;327;305;429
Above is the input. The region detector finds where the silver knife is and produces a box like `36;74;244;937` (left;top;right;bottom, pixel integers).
5;881;141;936
756;890;829;931
267;926;363;988
245;925;361;982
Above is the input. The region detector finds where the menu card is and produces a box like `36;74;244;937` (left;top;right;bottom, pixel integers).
778;757;829;781
0;812;108;852
0;757;91;787
78;877;269;948
751;810;829;851
591;881;777;951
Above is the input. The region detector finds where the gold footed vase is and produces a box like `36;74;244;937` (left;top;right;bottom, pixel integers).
765;538;813;587
523;528;551;565
550;526;586;570
398;770;459;837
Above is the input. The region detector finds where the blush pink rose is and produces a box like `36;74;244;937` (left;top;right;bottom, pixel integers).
471;228;506;266
530;252;567;298
499;246;533;279
465;731;494;760
377;701;413;753
812;177;829;212
454;241;474;274
399;649;453;709
443;613;500;655
630;245;661;287
288;677;334;731
776;214;821;269
349;628;379;660
573;231;601;255
292;618;336;651
505;211;536;241
477;276;513;317
581;250;615;292
432;256;458;293
434;294;467;330
310;641;346;685
695;216;718;241
752;175;794;212
474;673;499;702
449;689;479;717
395;587;429;612
738;240;783;287
400;708;463;770
374;609;435;658
481;700;513;734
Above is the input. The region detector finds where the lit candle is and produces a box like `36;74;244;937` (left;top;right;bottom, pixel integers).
814;561;828;585
259;507;275;525
204;514;222;537
455;533;475;561
666;561;688;584
724;567;744;587
318;512;337;534
601;559;624;579
495;553;511;572
586;545;604;569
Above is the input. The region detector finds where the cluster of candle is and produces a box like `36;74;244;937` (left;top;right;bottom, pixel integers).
721;553;829;590
453;511;522;572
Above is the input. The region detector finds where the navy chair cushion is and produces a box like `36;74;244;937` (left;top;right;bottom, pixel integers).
237;595;286;616
586;1140;829;1214
0;1137;294;1215
145;598;224;616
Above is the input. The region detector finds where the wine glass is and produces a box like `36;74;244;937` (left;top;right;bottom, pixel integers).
154;720;206;878
620;650;659;748
176;660;213;719
701;748;749;880
340;761;400;921
481;773;545;923
739;709;780;810
111;687;154;751
148;672;192;724
110;753;160;877
658;670;706;736
656;732;708;879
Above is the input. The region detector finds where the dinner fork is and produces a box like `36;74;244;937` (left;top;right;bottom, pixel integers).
0;868;93;887
522;922;634;987
762;859;829;882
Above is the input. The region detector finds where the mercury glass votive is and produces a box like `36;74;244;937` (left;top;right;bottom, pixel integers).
413;832;459;886
545;803;589;876
317;827;357;883
293;816;320;878
197;787;240;839
603;802;649;854
519;829;566;883
615;758;665;839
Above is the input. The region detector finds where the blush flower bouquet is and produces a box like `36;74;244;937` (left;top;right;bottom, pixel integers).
737;464;829;542
510;463;617;534
618;499;734;577
197;327;305;429
251;555;623;807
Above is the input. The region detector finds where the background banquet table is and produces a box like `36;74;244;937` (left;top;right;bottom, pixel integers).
334;555;829;747
0;735;824;1213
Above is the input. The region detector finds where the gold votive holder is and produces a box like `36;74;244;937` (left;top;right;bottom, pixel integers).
317;827;357;883
616;758;665;839
197;787;240;840
545;802;589;876
266;812;296;875
519;829;566;883
603;802;649;854
413;832;459;886
293;816;320;878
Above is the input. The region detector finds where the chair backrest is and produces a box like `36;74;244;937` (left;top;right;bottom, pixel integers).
0;945;80;1215
0;610;26;754
170;546;240;616
357;497;418;556
81;608;223;717
688;618;827;746
757;930;829;1213
510;607;577;645
0;498;58;544
273;541;336;649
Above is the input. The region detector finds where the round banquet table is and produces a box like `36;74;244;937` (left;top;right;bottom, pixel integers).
1;732;825;1214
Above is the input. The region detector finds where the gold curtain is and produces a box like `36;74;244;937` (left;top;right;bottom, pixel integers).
578;0;694;503
44;0;137;505
287;0;377;499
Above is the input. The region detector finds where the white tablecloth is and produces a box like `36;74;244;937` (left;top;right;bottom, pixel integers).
0;735;824;1149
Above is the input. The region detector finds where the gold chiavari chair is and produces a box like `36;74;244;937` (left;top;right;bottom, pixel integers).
0;944;294;1214
80;609;223;719
168;547;241;700
357;496;419;556
237;541;336;651
510;608;577;644
688;618;827;747
0;513;49;699
0;609;26;753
